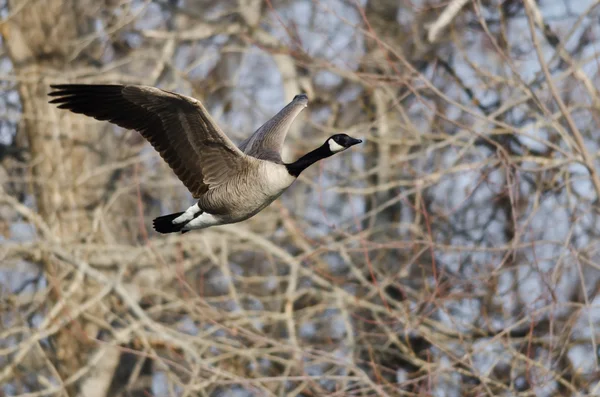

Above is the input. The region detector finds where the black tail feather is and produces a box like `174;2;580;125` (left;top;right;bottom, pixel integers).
152;212;187;234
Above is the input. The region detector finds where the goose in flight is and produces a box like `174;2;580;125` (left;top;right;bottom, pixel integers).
49;84;362;233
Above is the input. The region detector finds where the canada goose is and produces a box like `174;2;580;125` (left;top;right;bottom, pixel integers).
48;84;362;234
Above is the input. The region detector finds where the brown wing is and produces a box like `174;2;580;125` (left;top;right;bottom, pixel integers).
48;84;247;198
238;93;308;162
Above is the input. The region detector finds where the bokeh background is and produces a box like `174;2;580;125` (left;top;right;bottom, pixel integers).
2;0;600;396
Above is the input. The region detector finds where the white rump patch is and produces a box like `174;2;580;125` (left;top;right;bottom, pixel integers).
328;139;346;153
182;212;221;231
173;203;201;224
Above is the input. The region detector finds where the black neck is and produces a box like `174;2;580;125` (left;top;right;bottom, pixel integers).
285;144;333;177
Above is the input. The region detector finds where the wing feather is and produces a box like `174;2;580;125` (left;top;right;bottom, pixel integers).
49;84;247;197
238;94;308;162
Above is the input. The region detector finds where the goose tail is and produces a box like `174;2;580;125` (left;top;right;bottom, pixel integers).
153;212;189;234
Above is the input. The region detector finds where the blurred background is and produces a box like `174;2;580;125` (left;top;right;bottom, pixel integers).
2;0;600;396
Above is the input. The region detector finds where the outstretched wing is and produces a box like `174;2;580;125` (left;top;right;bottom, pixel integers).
238;93;308;162
49;84;248;198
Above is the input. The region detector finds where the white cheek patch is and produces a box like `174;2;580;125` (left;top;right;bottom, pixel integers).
328;139;346;153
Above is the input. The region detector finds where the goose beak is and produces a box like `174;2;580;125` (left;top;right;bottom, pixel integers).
348;137;363;146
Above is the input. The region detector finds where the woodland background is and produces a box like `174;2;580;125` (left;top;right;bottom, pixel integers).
2;0;600;396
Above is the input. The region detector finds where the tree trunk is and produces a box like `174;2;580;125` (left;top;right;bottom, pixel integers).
3;1;124;394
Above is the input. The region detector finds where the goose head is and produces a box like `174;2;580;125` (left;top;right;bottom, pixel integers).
285;133;362;177
326;133;362;154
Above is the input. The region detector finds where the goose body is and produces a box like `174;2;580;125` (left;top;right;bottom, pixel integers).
48;84;361;233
